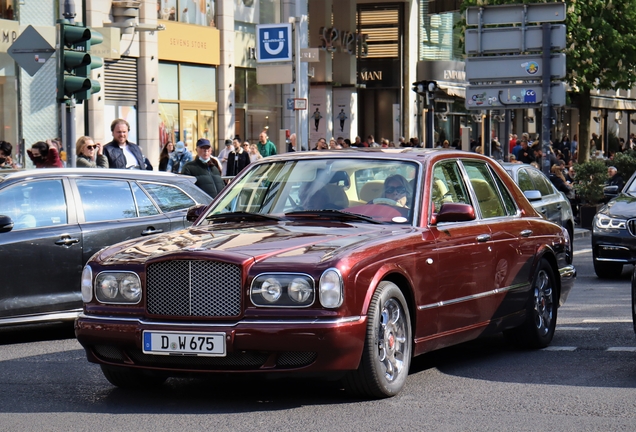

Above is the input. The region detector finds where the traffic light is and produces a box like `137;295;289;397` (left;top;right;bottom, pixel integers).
56;20;103;103
412;80;438;107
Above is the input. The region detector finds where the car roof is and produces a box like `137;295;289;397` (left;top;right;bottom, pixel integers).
261;148;477;163
0;168;197;184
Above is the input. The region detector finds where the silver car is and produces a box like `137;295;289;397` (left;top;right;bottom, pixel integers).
502;162;575;241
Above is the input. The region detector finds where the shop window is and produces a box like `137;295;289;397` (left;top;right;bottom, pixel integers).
159;63;179;100
159;103;180;146
158;0;216;27
180;65;216;102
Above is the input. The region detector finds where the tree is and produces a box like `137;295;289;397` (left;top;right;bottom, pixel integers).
459;0;636;163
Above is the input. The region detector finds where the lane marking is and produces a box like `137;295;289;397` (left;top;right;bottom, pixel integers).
543;346;577;351
557;326;600;331
583;319;632;323
607;347;636;352
573;248;592;256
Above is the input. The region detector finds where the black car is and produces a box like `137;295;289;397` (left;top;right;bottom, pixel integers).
592;171;636;278
0;168;212;327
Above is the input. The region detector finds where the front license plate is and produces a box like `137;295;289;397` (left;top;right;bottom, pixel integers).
142;331;226;357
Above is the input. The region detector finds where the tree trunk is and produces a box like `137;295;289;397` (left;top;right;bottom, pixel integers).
577;88;591;163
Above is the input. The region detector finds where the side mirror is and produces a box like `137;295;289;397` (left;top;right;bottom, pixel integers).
0;215;14;233
186;204;207;223
603;185;619;198
433;203;476;224
523;190;542;201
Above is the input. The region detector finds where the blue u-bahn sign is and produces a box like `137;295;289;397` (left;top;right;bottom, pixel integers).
256;23;292;63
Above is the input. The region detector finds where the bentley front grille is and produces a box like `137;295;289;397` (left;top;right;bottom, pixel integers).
146;260;242;318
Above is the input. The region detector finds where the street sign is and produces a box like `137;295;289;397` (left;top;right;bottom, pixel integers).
286;98;294;110
256;23;292;63
293;98;307;110
466;2;566;26
300;48;319;62
8;25;54;77
465;82;567;110
465;24;566;55
466;53;566;82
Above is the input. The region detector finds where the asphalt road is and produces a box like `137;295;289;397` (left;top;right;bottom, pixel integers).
1;236;635;431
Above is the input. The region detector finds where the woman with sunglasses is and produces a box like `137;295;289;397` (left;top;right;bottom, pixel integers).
373;174;411;207
76;136;108;168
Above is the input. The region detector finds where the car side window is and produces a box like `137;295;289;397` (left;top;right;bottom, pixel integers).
528;169;554;196
77;179;137;222
431;160;470;212
141;182;196;213
492;168;517;215
131;182;160;217
517;169;534;192
463;161;506;218
0;180;67;230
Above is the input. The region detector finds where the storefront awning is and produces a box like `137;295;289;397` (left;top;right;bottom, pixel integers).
436;81;466;99
591;95;636;111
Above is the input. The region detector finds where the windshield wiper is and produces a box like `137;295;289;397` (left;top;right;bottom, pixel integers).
205;211;284;222
284;209;385;224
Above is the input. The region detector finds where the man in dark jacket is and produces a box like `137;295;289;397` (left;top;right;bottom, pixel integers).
227;140;250;176
182;138;225;198
103;119;151;169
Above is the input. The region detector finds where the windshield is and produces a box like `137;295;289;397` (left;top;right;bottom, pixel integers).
204;158;419;224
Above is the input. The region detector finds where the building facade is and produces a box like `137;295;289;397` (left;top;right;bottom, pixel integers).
5;0;636;169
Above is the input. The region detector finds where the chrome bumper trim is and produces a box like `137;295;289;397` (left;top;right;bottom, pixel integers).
559;265;577;278
0;309;81;327
417;283;526;311
595;257;632;263
77;313;363;327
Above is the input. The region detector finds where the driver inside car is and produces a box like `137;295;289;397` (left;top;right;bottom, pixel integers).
373;174;411;207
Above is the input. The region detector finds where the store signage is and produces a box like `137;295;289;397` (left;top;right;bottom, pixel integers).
158;21;220;65
256;23;292;63
317;26;368;57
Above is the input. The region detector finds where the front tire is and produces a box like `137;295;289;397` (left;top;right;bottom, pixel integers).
100;365;167;389
508;259;557;349
631;268;636;334
344;281;412;398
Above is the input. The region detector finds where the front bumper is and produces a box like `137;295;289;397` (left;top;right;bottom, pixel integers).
75;314;367;374
592;229;636;264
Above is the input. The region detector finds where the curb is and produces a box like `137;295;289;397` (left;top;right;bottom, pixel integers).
573;228;590;239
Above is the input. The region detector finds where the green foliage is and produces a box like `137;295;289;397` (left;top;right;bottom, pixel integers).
573;159;608;205
611;151;636;183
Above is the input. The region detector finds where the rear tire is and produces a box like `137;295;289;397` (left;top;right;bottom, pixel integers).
593;258;623;279
507;259;557;349
100;365;167;389
343;281;412;398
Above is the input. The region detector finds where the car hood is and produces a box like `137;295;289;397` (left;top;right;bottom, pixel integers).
97;221;414;266
603;193;636;218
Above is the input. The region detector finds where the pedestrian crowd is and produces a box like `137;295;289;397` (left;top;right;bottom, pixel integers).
9;119;636;206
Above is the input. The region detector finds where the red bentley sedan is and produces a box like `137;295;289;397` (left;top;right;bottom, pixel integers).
75;149;575;398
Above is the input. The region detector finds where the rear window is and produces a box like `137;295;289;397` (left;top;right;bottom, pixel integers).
141;182;197;212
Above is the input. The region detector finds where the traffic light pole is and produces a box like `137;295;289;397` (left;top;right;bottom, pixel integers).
66;99;76;168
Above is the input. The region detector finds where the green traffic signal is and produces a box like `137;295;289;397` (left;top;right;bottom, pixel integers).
56;21;104;104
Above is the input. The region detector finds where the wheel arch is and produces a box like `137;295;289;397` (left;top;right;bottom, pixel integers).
381;272;417;342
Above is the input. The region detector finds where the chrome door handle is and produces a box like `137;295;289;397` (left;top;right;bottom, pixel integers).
141;228;164;236
476;234;491;242
539;208;547;213
520;230;533;237
556;205;562;209
55;236;79;246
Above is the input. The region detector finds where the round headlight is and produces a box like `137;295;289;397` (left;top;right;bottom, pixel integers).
98;275;119;299
120;274;141;302
81;265;93;303
319;269;343;308
288;278;312;303
261;278;282;303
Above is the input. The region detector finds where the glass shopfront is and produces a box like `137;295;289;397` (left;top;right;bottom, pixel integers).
234;67;281;143
158;62;217;153
0;17;19;164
